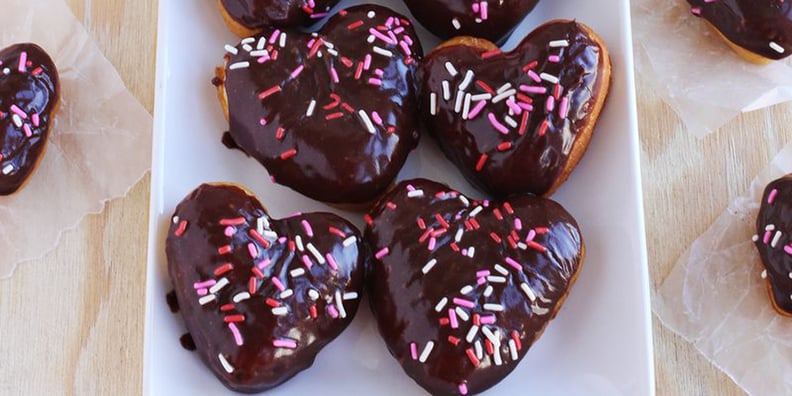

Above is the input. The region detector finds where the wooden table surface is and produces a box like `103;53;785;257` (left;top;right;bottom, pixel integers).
1;1;787;394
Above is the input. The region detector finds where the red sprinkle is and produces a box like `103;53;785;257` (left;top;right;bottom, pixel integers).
217;245;232;255
224;314;245;323
280;149;298;160
248;277;258;294
347;20;364;30
174;220;188;237
220;304;235;312
309;305;318;318
328;226;346;238
265;298;280;307
248;229;271;248
439;317;450;326
475;154;488;172
213;263;234;276
220;217;246;226
490;232;502;243
466;349;481;367
503;202;514;214
448;336;461;346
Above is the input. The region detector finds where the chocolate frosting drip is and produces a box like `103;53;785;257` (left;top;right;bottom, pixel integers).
755;175;792;314
365;179;583;395
220;0;339;29
0;43;59;195
221;5;423;204
418;21;609;198
403;0;539;45
688;0;792;60
166;184;367;393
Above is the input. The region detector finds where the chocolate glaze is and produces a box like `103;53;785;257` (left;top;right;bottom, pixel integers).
220;0;339;29
365;179;584;395
755;175;792;314
0;43;59;195
166;184;367;392
220;5;423;205
418;21;609;198
180;333;197;351
403;0;539;45
688;0;792;60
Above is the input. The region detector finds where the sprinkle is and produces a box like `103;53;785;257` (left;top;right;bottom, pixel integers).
455;307;470;321
772;231;784;248
375;247;390;259
549;39;570;48
233;292;251;303
448;309;459;328
335;290;347;318
453;297;475;309
174;220;188;236
373;46;393;57
358;110;376;133
280;149;298;160
229;61;249;70
308;289;320;300
521;283;537;301
770;41;785;54
459;383;468;395
229;323;243;346
290;268;306;277
407;189;424;198
430;92;438;116
769;189;779;204
445;62;458;76
209;278;230;294
272;306;289;315
224;44;238;54
435;297;448;312
419;341;435;363
484;303;504;312
258;85;282;100
307;243;325;264
343;236;357;247
469;206;483;217
488;113;510;134
459;70;475;91
273;338;298;349
280;289;293;299
271;277;286;291
218;354;234;373
326;253;339;270
305;99;317;117
213;263;234;276
540;73;560;84
18;52;27;72
422;258;438;274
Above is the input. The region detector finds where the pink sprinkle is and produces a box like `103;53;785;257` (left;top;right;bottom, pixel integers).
272;277;286;291
514;218;523;230
375;247;390;259
31;113;39;127
247;243;258;258
371;111;384;125
229;323;243;346
259;118;267;126
410;342;418;360
549;55;561;63
453;298;475;309
328;305;339;318
257;258;272;269
23;124;32;137
488;113;510;134
400;41;412;56
559;97;569;119
330;66;340;83
546;96;555;112
459;384;468;395
448;309;459;329
273;339;298;349
302;255;313;269
428;237;437;251
363;54;372;70
196;288;208;296
368;78;383;86
476;270;491;278
10;105;26;119
224;226;235;237
520;84;547;94
480;1;488;20
301;220;314;237
326;253;339;270
480;315;497;325
764;231;772;244
769;189;779;204
467;100;488;120
690;7;701;16
290;65;305;79
505;257;522;271
18;51;27;72
369;28;396;45
527;70;541;82
269;30;281;44
526;229;536;242
785;245;792;255
194;280;217;289
477;277;487;285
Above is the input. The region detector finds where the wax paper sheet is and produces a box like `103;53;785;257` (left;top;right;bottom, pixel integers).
655;141;792;395
0;0;151;278
632;0;792;138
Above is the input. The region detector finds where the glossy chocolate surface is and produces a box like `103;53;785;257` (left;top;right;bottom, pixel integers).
220;5;423;205
220;0;339;29
365;179;583;395
166;184;367;392
404;0;539;45
689;0;792;60
755;175;792;314
0;43;59;195
418;21;609;198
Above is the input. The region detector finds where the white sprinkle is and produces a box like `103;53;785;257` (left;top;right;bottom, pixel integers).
497;83;513;94
494;264;509;276
442;80;451;101
454;229;464;243
218;354;234;373
459;195;470;206
224;45;238;55
487;275;506;283
752;234;759;242
280;289;294;299
770;41;785;54
455;307;470;321
772;231;784;248
367;35;376;44
11;114;22;128
484;303;504;312
279;32;287;48
504;115;518;128
172;216;180;224
521;283;537;302
209;278;230;294
343;292;359;300
419;341;435;363
467;247;475;258
454;90;465;113
430;92;438;116
789;272;792;279
466;325;480;342
481;326;499;345
241;37;255;44
492;89;516;103
422;258;438;274
308;289;320;300
766;224;776;231
249;50;268;57
257;37;267;50
290;268;306;277
532;305;550;315
471;93;492;101
343;236;357;247
373;46;393;57
306;99;317;117
483;285;494;297
242;44;253;52
459;70;475;91
336;290;347;318
475;340;483;360
272;306;289;315
263;230;278;239
327;48;338;56
435;297;448;312
229;61;250;70
445;62;458;77
295;235;305;251
358;110;376;133
233;292;251;303
407;189;425;198
493;348;503;366
367;10;376;18
469;206;483;217
549;39;570;48
199;295;216;305
517;242;528;250
540;73;560;84
452;18;461;30
307;243;326;264
761;270;768;279
509;339;519;360
460;285;474;295
257;217;268;234
462;93;472;120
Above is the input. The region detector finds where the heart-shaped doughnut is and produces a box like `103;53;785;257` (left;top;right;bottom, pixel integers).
166;183;367;392
403;0;539;45
418;20;610;198
215;5;423;205
365;178;584;395
218;0;340;37
0;43;59;195
754;175;792;316
688;0;792;63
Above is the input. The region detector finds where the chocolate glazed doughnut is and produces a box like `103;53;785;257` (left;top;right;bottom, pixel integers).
754;175;792;316
0;43;59;195
215;5;423;205
366;179;584;395
218;0;340;37
688;0;792;63
403;0;540;45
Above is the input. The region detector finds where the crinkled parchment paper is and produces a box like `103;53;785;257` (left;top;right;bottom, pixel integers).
655;142;792;395
0;0;151;278
633;0;792;138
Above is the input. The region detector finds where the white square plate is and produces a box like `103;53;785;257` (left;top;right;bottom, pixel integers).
144;0;654;394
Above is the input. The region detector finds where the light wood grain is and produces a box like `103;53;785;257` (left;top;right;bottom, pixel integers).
0;1;784;394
